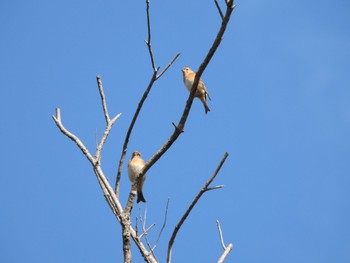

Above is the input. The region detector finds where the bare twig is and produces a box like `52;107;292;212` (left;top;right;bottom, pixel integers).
216;220;226;249
156;53;181;79
95;113;121;164
214;0;224;20
167;152;229;263
52;108;95;165
95;76;122;164
139;223;155;239
96;75;110;123
216;220;233;262
154;198;170;246
206;185;225;191
138;206;158;260
145;0;156;71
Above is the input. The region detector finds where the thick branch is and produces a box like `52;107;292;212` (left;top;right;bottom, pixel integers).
218;244;233;263
121;212;132;263
167;152;229;263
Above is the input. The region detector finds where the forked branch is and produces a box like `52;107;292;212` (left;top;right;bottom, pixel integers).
54;1;235;262
53;77;157;263
214;0;225;20
114;0;180;196
139;0;235;182
167;152;229;263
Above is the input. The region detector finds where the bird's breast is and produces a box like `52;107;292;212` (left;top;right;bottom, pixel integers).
128;162;145;182
184;78;193;91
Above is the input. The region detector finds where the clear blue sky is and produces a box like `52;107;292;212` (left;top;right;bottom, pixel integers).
1;0;349;262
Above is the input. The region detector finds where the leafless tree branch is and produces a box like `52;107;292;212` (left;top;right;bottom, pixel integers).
216;220;226;250
156;53;181;79
166;152;229;263
145;0;156;71
96;75;110;123
114;70;156;197
214;0;224;20
154;198;170;247
218;244;234;263
52;108;95;165
139;223;156;240
216;220;233;262
206;185;225;191
139;0;235;181
54;1;235;262
114;0;180;197
137;207;157;259
53;78;158;263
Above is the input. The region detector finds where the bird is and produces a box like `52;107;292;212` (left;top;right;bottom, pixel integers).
128;151;146;203
181;66;211;114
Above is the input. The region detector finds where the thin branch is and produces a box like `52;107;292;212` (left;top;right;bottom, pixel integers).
167;152;229;263
96;75;110;123
216;220;226;249
95;113;122;164
138;206;158;260
214;0;224;20
114;0;181;196
216;219;233;263
145;0;156;71
52;108;95;165
114;69;157;196
156;53;181;79
139;0;235;184
206;185;225;191
139;223;155;239
154;198;170;246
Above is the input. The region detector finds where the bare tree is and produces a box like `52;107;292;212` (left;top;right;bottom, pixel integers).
52;1;235;262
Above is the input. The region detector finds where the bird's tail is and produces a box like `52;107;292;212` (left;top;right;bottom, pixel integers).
137;191;146;203
200;97;211;114
204;104;211;114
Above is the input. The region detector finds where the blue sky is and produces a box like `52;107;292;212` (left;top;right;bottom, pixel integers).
1;0;349;262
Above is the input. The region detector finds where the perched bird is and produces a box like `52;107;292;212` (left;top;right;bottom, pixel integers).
128;151;146;203
181;66;211;114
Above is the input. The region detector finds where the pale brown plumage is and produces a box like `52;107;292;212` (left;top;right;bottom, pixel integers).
181;66;211;114
128;151;146;203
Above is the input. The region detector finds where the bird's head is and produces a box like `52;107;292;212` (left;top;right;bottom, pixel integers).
181;66;193;74
132;151;142;158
